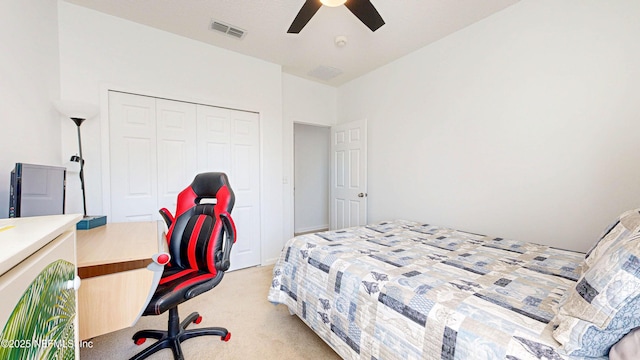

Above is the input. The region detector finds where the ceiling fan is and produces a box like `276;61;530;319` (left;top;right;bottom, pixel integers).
287;0;385;34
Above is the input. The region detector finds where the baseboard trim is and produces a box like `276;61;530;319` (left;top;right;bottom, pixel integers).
294;224;329;236
262;257;279;266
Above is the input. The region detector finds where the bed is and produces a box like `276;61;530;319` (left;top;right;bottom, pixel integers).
268;211;640;360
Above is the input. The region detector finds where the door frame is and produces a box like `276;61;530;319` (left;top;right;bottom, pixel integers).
293;122;331;235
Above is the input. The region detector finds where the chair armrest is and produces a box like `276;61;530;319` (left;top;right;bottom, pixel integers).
185;272;224;299
215;212;236;271
131;252;171;326
159;208;174;228
220;212;236;243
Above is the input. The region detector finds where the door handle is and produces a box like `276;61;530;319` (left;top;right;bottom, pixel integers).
358;193;367;198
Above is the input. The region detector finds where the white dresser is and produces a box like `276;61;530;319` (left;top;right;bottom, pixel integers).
0;214;82;359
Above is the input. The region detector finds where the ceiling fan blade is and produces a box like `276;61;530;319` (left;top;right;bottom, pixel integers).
345;0;385;32
287;0;323;34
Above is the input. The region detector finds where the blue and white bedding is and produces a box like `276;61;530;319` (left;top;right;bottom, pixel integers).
267;220;604;360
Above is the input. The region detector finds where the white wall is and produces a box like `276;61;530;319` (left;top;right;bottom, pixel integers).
337;0;640;252
57;2;284;264
282;73;337;240
294;124;330;233
0;0;62;218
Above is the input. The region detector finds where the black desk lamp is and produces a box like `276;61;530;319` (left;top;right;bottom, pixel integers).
54;100;106;229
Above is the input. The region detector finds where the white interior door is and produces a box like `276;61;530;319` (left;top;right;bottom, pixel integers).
197;105;261;270
330;119;368;230
109;92;158;222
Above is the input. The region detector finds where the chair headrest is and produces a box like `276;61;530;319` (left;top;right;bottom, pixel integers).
174;172;234;219
191;173;231;199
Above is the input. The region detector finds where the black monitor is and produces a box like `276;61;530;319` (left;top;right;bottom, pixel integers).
9;163;66;218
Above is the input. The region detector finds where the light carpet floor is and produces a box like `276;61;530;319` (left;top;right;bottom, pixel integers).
80;265;341;359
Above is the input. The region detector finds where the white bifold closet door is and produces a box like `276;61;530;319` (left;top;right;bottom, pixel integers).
108;91;261;270
195;105;260;271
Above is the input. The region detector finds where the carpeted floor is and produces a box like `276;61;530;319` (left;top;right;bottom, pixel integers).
80;265;340;359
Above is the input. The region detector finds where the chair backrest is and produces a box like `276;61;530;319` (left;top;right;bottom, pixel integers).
165;172;235;274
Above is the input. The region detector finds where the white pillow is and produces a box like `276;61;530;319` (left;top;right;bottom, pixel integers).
552;234;640;356
610;328;640;360
584;209;640;270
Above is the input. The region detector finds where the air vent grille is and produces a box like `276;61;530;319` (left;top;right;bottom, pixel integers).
227;27;245;39
210;19;246;40
307;66;343;81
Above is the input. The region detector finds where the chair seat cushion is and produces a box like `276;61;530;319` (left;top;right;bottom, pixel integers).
143;267;217;316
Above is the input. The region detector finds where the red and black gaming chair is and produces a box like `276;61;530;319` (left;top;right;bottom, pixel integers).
130;172;237;360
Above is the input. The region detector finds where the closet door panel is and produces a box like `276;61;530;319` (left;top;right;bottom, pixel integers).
197;106;260;270
228;111;261;270
156;99;197;213
109;92;158;222
196;106;231;175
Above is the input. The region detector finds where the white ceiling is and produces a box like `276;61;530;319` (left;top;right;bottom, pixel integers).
63;0;520;87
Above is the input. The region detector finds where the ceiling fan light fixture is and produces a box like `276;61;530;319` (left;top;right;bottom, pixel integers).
288;0;384;34
320;0;347;7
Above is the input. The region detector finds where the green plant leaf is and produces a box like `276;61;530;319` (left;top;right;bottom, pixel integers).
0;260;76;360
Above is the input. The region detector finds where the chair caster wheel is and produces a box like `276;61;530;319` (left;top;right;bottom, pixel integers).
222;333;231;342
135;338;146;345
194;315;202;324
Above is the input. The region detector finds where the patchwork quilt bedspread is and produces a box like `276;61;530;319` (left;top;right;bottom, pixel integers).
268;220;601;360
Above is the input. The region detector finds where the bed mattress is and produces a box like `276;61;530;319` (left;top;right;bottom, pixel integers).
268;220;599;359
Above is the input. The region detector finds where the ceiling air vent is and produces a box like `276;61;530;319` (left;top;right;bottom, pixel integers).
210;19;246;40
308;66;343;81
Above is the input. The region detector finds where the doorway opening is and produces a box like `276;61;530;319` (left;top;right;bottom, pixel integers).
293;123;330;236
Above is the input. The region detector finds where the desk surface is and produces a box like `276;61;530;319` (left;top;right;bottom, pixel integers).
76;221;164;268
0;214;82;276
76;221;164;340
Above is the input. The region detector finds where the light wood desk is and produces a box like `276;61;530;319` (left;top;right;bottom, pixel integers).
76;221;165;340
0;215;82;359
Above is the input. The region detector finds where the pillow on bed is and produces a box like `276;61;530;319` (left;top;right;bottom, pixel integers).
553;233;640;357
584;209;640;271
610;327;640;360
